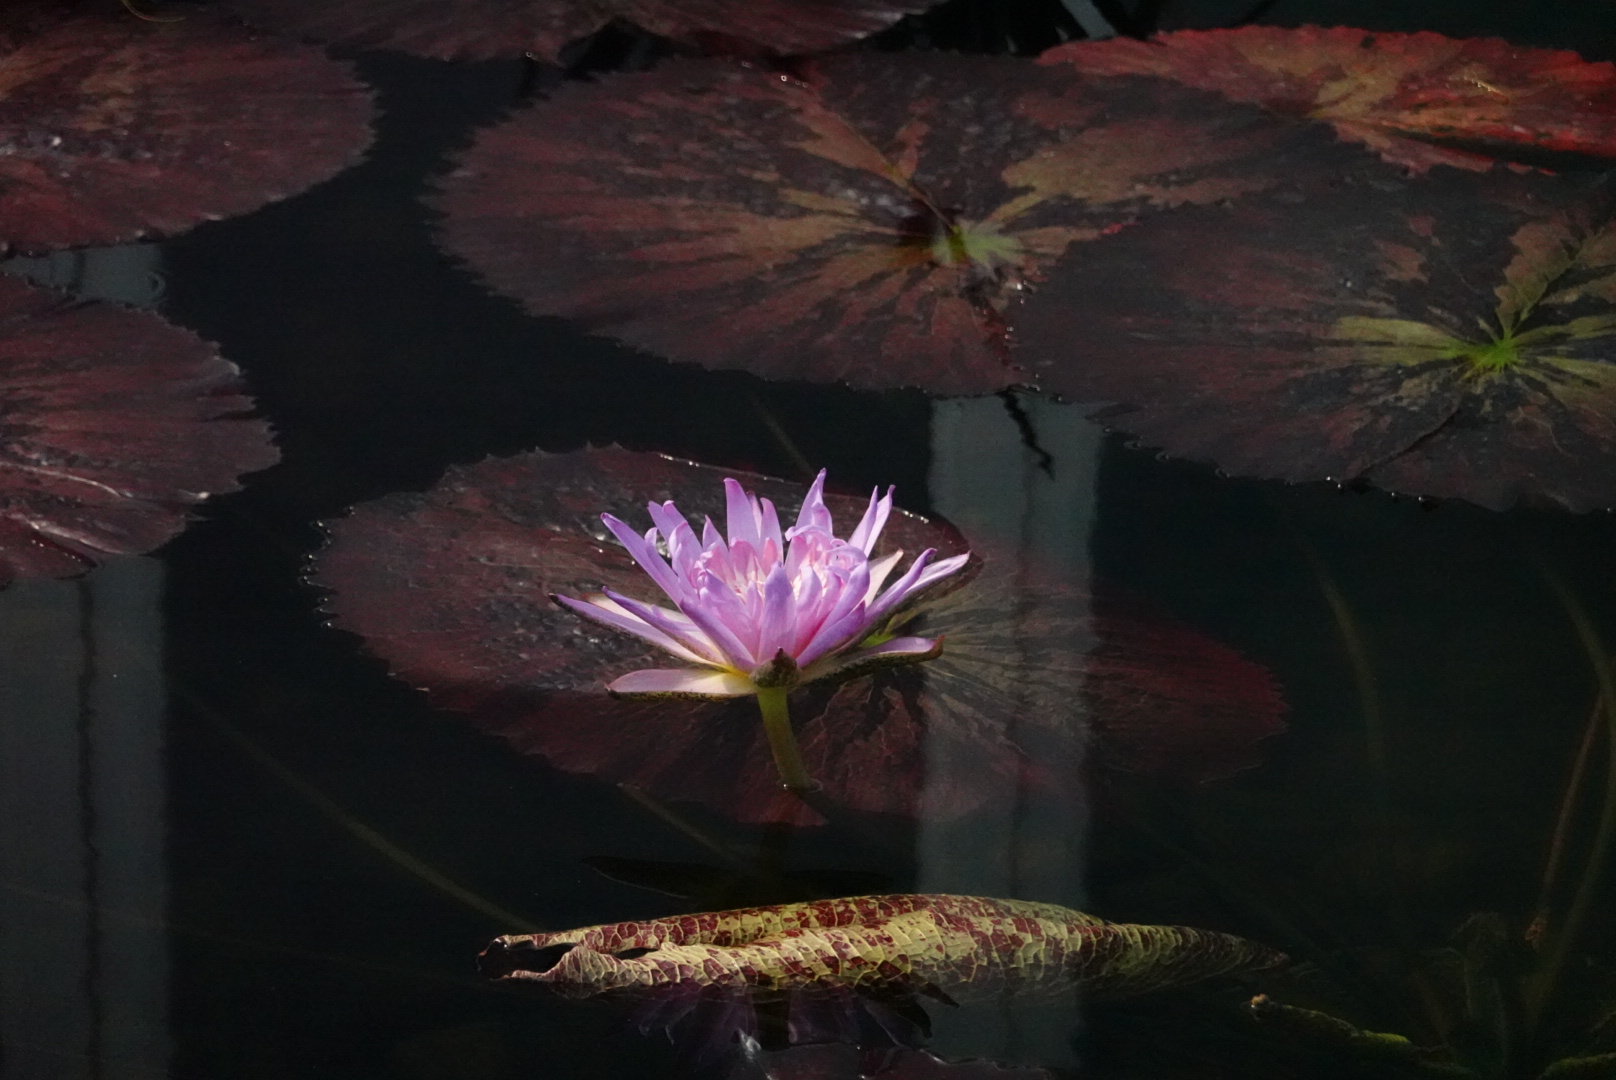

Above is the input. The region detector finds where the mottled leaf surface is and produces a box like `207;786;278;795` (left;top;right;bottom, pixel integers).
434;53;1355;394
1047;26;1616;172
482;894;1286;1003
0;4;374;253
1021;169;1616;512
0;275;278;583
313;447;1285;824
223;0;939;62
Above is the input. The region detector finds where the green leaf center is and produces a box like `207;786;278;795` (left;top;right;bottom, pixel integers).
929;220;1022;269
1458;334;1523;375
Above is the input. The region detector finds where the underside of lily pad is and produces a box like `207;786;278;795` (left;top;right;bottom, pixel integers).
1018;167;1616;511
483;893;1286;1003
433;52;1370;395
1046;26;1616;172
0;2;374;253
312;447;1286;825
221;0;941;62
0;275;279;583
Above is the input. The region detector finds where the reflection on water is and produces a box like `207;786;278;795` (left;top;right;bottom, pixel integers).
0;560;168;1080
921;396;1101;1068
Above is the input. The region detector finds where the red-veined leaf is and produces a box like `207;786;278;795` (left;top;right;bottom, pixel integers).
1019;168;1616;511
433;53;1362;394
222;0;941;62
0;3;374;253
1046;26;1616;172
312;447;1286;824
0;275;278;583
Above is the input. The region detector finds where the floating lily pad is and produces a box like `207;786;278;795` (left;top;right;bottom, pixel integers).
433;53;1362;395
0;275;278;583
0;3;374;253
1046;27;1616;173
223;0;941;62
1020;168;1616;512
313;447;1286;824
481;894;1286;1003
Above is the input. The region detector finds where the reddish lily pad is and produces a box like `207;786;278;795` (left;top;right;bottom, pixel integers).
222;0;941;62
312;447;1286;824
0;275;278;583
1019;167;1616;512
433;52;1362;395
1087;587;1288;784
1045;26;1616;173
0;3;374;254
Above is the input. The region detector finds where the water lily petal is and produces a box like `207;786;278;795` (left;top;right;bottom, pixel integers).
601;513;683;600
908;551;973;595
863;549;904;601
795;563;874;669
789;469;833;538
607;668;756;698
868;550;972;627
845;486;893;554
758;496;785;553
647;499;691;544
808;635;944;682
679;587;759;670
701;516;724;551
862;548;940;627
756;562;797;661
550;593;710;665
599;589;725;665
725;477;763;548
663;520;702;580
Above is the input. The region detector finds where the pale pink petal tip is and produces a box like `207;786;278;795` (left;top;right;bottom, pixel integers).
607;668;756;699
857;635;941;660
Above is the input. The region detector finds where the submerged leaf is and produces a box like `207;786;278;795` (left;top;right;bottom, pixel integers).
433;53;1358;394
1248;995;1468;1074
1020;169;1616;511
222;0;940;62
0;275;278;583
313;447;1285;824
0;3;374;253
482;894;1285;1006
1047;26;1616;172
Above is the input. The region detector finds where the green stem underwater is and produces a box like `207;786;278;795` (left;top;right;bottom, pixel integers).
756;687;817;792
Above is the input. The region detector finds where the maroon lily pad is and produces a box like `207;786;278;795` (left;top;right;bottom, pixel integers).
0;275;278;583
0;3;374;254
432;52;1365;395
1045;26;1616;173
312;447;1286;824
221;0;941;62
1019;166;1616;512
1088;587;1288;785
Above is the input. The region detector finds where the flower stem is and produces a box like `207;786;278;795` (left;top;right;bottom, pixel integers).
755;687;816;791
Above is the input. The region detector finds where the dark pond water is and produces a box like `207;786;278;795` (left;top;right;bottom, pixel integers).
5;1;1616;1078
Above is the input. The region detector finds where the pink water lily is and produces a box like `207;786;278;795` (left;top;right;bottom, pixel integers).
554;471;970;790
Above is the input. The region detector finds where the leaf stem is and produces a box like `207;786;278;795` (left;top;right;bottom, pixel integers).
1531;692;1605;939
756;687;816;791
1526;567;1616;1037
